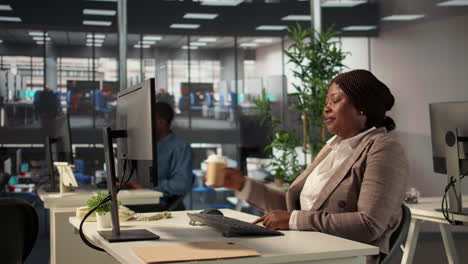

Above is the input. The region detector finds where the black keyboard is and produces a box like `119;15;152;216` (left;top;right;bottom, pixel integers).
187;213;284;237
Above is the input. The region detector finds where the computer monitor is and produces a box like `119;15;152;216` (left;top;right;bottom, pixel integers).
99;78;159;242
45;113;73;192
429;101;468;215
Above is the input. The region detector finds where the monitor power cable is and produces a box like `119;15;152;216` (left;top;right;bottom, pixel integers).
441;169;468;225
79;160;135;251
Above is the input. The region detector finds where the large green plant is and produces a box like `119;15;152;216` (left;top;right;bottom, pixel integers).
284;24;348;161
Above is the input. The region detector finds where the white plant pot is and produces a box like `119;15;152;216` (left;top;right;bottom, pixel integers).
96;212;112;230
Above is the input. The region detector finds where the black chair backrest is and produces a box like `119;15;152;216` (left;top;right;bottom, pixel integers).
165;173;196;211
381;204;411;264
0;172;11;192
0;198;39;264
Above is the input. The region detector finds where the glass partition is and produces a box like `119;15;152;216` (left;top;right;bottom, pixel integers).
1;56;44;128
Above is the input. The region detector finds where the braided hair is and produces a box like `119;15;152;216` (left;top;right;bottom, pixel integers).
330;69;396;131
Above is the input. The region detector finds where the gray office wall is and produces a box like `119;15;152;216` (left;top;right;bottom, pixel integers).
370;14;468;197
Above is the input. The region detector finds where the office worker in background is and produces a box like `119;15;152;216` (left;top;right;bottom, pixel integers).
151;102;193;211
219;70;408;264
33;84;59;129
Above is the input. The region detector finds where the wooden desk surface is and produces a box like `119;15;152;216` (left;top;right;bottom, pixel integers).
39;189;163;209
405;196;468;223
70;209;378;264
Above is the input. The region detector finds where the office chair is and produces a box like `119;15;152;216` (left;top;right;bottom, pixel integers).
0;172;11;192
380;204;411;264
166;173;196;211
0;197;39;264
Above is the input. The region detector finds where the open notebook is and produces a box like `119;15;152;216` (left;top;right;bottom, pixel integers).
133;241;260;263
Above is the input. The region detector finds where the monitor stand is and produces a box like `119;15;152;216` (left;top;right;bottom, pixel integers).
100;127;159;242
98;229;160;243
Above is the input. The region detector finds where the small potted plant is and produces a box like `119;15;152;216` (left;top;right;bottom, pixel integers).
265;131;304;187
87;192;112;229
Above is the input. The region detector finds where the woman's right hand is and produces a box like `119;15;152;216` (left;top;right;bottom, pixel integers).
213;168;246;191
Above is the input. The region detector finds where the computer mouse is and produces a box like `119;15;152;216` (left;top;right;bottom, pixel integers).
200;208;224;216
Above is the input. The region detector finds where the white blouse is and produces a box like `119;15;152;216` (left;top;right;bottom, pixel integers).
288;127;375;229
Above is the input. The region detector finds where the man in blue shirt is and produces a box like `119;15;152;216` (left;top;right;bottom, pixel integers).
126;102;193;212
151;102;193;210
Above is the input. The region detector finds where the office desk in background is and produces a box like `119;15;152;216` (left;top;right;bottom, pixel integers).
70;209;379;264
403;196;468;264
39;189;163;264
4;101;35;126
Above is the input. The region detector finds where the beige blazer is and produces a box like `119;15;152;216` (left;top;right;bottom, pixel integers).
244;128;408;263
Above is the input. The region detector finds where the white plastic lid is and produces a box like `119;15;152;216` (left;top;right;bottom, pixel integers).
205;154;227;164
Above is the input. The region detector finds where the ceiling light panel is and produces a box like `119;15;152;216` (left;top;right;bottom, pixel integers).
86;39;105;43
254;38;273;43
198;0;243;6
382;14;425;21
86;34;106;39
190;42;207;46
143;35;163;41
321;0;367;7
139;40;156;45
342;25;377;31
86;43;103;47
240;43;258;47
83;20;112;26
0;40;3;44
170;24;200;29
256;25;287;31
83;9;116;16
184;13;218;20
0;16;22;22
0;5;13;11
29;31;48;36
134;44;150;48
198;37;217;42
182;45;198;50
437;0;468;6
33;37;51;41
282;15;311;21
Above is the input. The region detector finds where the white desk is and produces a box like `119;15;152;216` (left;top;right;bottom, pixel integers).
39;189;163;264
403;197;468;264
70;209;378;264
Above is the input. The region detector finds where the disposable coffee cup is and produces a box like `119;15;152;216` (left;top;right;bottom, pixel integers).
205;154;227;186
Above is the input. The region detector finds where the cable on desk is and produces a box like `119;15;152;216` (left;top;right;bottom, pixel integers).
79;160;136;251
441;169;468;225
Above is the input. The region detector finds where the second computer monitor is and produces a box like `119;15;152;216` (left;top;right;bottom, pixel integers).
115;78;158;187
429;101;468;175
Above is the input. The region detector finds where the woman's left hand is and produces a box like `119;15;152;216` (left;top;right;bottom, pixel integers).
252;210;291;230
